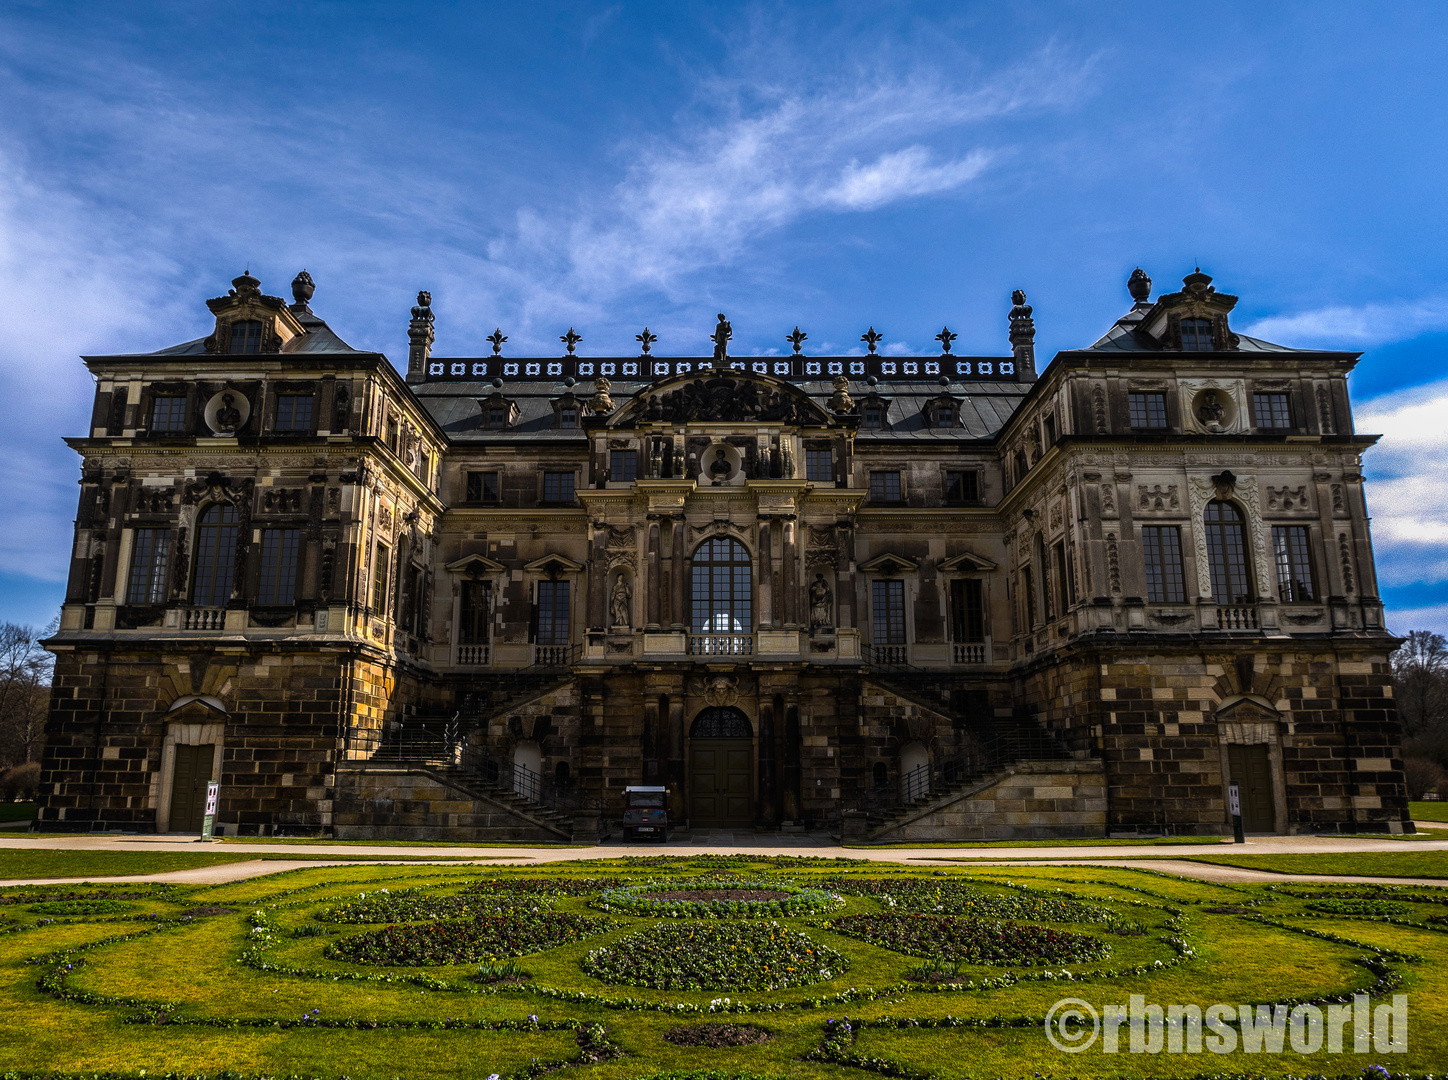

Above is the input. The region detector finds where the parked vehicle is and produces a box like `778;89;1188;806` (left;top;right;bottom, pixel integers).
621;786;668;841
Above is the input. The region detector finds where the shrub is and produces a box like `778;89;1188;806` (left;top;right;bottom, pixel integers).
0;761;40;803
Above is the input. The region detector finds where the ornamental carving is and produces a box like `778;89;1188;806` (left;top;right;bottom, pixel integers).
605;525;638;570
1317;386;1335;434
1100;482;1116;517
135;488;174;514
1187;473;1273;599
1105;532;1121;594
261;488;304;513
629;374;828;425
1266;486;1309;511
1137;484;1179;511
1091;386;1108;434
1339;533;1355;593
1179;378;1248;435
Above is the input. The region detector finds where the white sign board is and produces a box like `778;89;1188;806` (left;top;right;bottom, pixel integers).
1227;782;1241;817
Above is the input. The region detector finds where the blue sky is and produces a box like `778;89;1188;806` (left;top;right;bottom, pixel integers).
1;1;1447;635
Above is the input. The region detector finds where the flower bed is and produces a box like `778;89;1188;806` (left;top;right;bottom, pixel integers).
465;877;625;898
26;899;138;916
1303;898;1410;917
815;877;1110;923
663;1022;772;1047
318;888;542;924
327;913;612;966
825;913;1111;966
594;882;839;919
581;921;847;990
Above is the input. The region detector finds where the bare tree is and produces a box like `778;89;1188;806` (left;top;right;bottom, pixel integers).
0;621;53;768
1392;630;1448;751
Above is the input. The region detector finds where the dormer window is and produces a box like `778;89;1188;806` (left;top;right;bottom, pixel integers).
863;404;884;429
558;407;577;429
1180;318;1214;351
935;408;954;429
230;320;263;354
489;407;506;427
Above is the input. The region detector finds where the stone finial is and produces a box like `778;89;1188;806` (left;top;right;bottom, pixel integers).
787;326;808;355
290;270;315;311
560;327;582;355
636;328;657;355
1127;267;1152;303
486;328;507;357
1008;289;1037;380
934;325;958;354
830;375;854;413
1182;267;1214;298
591;377;614;413
407;290;435;377
860;326;883;354
230;271;261;298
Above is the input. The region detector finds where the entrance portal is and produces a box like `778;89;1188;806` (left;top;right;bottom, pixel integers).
168;743;215;833
688;707;753;827
1227;744;1275;832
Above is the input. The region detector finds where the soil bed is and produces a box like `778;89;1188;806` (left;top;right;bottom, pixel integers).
638;889;791;902
663;1023;772;1047
180;906;237;917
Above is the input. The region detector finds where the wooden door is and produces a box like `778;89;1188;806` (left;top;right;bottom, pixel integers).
689;740;753;826
1227;744;1275;832
169;744;215;833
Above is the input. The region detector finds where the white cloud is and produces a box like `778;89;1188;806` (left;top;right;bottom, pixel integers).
1383;603;1448;640
1356;380;1448;588
821;146;992;211
1246;296;1448;347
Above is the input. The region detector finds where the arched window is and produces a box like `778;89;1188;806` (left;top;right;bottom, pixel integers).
690;538;752;634
1205;500;1252;603
872;761;888;789
192;504;239;606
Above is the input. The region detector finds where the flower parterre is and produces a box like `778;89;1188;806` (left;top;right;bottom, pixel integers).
581;921;848;991
825;913;1112;966
327;913;613;966
592;881;840;919
318;888;548;925
814;876;1111;923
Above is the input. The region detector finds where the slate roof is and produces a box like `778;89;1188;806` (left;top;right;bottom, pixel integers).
1085;303;1301;353
128;309;367;357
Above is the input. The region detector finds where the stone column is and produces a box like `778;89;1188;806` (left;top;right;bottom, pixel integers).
671;517;687;629
757;518;773;628
667;695;686;822
646;519;661;629
757;696;777;827
782;701;802;822
782;518;798;628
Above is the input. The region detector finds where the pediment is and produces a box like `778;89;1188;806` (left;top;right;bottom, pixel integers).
612;370;833;427
445;553;506;575
938;550;997;572
523;553;586;575
858;551;921;575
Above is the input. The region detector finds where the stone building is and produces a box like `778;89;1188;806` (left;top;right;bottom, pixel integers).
33;267;1411;839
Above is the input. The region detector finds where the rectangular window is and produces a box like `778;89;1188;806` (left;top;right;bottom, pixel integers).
806;448;833;483
945;470;980;504
871;579;906;644
1273;525;1317;602
935;408;953;428
230;320;263;353
256;528;301;605
610;450;639;482
371;542;390;614
863;405;884;429
274;394;314;432
125;527;171;604
1022;567;1038;628
385;417;399;454
558;407;577;429
536;581;571;645
542;471;575;503
1043;413;1057;447
465;471;500;503
1142;525;1187;603
949;578;985;642
1180;318;1214;351
460;580;491;643
488;406;507;429
150;395;188;432
869;470;902;502
1128;392;1168;430
1053;541;1074;610
1253;392;1293;429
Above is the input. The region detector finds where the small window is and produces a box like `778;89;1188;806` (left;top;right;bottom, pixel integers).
1141;526;1186;603
542;471;575;504
274;394;314;432
1128;392;1169;430
1253;393;1293;430
872;761;888;788
558;407;577;429
536;581;571;644
1043;414;1057;447
1273;525;1316;602
257;528;301;605
1180;318;1214;351
150;395;188;433
465;471;500;503
945;471;980;504
371;542;390;614
862;404;884;429
488;406;507;429
1013;450;1029;482
871;579;906;644
385;417;399;454
126;527;171;604
868;470;902;502
610;449;638;483
934;406;954;429
230;320;263;354
1054;540;1075;610
805;448;832;483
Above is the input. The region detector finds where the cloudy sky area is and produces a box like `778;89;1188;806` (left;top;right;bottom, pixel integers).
1;2;1447;635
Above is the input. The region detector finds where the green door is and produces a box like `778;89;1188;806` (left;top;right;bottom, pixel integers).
1227;744;1275;833
169;744;215;833
689;740;753;826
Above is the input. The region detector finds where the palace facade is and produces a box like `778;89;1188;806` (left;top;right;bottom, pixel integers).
34;268;1411;839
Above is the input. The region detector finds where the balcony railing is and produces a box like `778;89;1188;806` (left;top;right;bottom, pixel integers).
866;643;908;666
533;644;579;668
456;643;490;666
952;642;987;664
688;633;754;656
184;607;225;631
1217;605;1259;630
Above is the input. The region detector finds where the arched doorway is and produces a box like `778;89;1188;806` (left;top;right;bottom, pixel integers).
513;741;542;801
899;742;930;801
689;707;753;827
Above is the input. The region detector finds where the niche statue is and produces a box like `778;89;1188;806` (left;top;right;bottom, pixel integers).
610;577;633;628
809;573;834;631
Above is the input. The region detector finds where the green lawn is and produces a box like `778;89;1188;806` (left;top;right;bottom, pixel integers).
0;802;36;823
1182;849;1448;878
1410;800;1448;822
0;855;1443;1078
0;850;514;880
850;835;1228;849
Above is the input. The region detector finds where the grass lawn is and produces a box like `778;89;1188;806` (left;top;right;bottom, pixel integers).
0;802;36;823
0;854;1443;1078
1181;850;1448;878
1410;800;1448;823
219;836;589;848
0;850;515;880
849;835;1228;849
